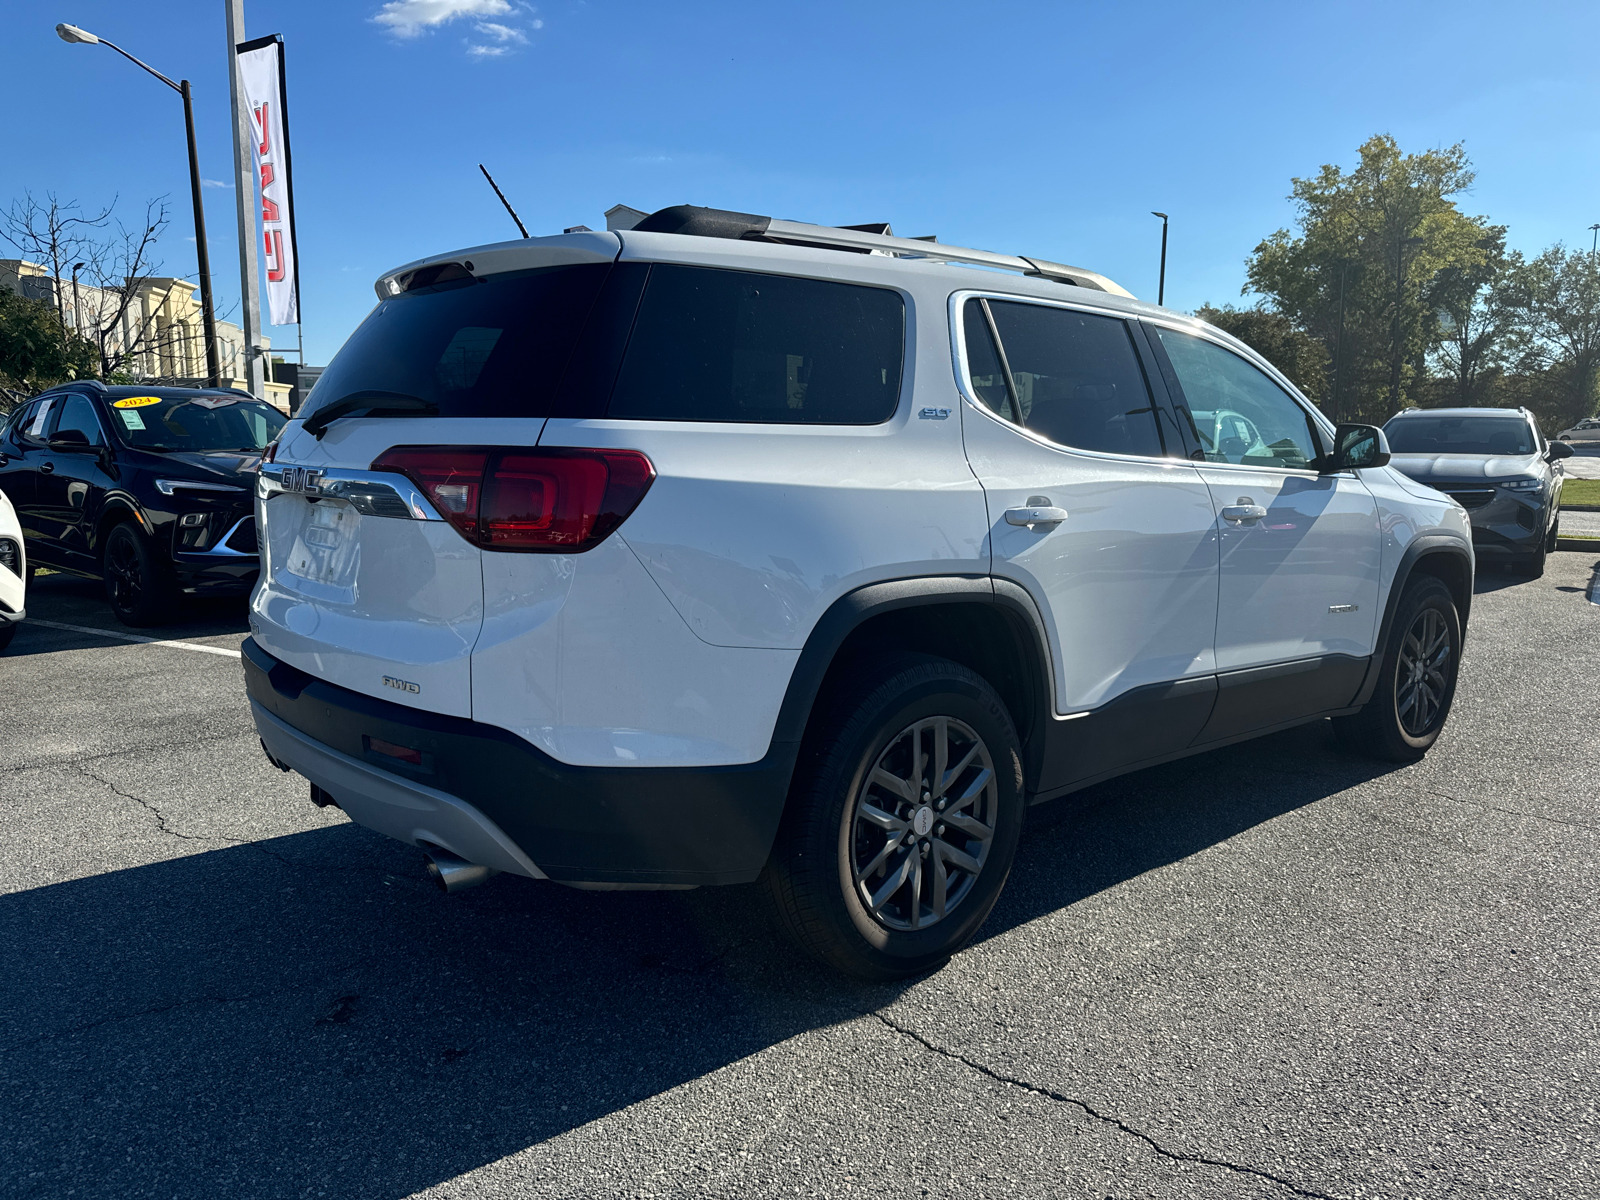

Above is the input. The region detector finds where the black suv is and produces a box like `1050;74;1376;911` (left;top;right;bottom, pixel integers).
0;383;286;625
1383;406;1572;577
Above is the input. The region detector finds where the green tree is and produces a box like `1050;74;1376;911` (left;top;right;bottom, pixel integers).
1427;228;1520;408
1195;304;1330;398
0;289;98;394
1499;246;1600;432
1246;135;1497;423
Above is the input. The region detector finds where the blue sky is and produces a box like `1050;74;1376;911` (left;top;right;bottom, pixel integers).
6;0;1599;366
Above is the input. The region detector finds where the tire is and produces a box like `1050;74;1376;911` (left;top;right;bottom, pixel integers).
1546;516;1560;554
764;655;1026;980
1336;576;1461;762
0;622;15;653
1521;536;1548;578
102;522;177;628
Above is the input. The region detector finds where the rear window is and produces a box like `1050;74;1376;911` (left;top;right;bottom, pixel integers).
300;261;904;426
300;264;615;423
1384;415;1535;456
608;265;905;424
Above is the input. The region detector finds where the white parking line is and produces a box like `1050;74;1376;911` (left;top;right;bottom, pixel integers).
25;619;243;659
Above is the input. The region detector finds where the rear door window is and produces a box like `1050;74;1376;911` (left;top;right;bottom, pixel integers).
608;265;905;424
965;299;1164;458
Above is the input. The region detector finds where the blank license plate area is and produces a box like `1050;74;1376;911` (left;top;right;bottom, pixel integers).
274;497;361;599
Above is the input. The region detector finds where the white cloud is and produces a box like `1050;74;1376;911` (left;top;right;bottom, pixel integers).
475;21;526;42
373;0;512;38
466;43;509;57
201;178;234;189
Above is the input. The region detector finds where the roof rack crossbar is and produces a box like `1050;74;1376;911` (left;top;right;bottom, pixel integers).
760;219;1134;298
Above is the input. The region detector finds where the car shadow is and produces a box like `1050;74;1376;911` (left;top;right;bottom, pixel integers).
2;720;1399;1198
11;570;250;655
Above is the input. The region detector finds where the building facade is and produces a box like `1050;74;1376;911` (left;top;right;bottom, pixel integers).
0;260;291;412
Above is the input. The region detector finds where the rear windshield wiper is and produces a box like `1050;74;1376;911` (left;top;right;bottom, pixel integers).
302;391;438;439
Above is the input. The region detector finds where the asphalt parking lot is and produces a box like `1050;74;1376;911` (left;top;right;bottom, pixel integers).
3;555;1598;1200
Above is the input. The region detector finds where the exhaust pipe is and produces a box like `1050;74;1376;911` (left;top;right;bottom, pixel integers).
423;848;499;894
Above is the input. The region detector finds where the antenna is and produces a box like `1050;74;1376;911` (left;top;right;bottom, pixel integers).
478;164;529;239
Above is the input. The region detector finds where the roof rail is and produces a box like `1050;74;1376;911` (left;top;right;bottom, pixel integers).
631;205;1135;299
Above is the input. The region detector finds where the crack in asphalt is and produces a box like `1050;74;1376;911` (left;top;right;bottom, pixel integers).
873;1012;1338;1200
1428;789;1600;834
71;764;433;887
0;729;252;776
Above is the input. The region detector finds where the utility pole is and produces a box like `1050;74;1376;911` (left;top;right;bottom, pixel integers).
226;0;266;399
1590;223;1599;260
1151;212;1169;306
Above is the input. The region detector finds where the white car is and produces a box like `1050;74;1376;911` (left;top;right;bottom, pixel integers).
1557;417;1600;441
244;205;1475;978
0;485;25;652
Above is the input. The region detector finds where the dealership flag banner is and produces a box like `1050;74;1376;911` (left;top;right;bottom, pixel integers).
236;35;299;326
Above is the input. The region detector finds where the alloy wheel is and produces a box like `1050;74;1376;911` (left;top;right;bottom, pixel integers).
106;534;142;613
1396;607;1452;737
849;716;998;931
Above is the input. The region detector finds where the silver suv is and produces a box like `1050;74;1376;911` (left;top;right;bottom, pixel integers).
246;205;1474;978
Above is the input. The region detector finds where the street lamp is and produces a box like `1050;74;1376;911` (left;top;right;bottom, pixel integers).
1151;212;1169;306
1589;223;1599;259
56;22;221;388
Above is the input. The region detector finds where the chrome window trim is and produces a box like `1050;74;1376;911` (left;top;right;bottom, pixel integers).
258;463;443;521
945;289;1186;467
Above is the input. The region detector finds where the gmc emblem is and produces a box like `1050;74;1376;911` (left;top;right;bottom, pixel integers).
281;466;323;495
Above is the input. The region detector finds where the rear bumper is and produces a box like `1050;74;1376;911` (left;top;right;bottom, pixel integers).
242;638;797;886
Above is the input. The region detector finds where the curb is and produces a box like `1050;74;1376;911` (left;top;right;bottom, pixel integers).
1556;538;1600;552
1562;504;1600;512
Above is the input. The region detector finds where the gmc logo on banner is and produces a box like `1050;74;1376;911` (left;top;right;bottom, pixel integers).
237;37;299;325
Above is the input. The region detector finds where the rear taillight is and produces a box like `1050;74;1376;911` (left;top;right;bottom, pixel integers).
370;446;655;553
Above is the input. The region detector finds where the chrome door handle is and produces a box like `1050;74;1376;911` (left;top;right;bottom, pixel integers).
39;461;54;474
1005;506;1068;527
1220;504;1267;524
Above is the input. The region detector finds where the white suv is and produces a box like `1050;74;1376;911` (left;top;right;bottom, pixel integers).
246;206;1473;978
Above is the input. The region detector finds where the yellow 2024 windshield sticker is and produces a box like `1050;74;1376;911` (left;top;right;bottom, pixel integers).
113;396;163;409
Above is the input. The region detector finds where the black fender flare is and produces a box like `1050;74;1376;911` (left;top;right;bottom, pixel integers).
767;575;1057;784
91;495;150;559
1351;534;1474;708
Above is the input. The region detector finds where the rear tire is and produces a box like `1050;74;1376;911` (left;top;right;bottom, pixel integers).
1336;576;1461;762
1546;516;1560;553
102;522;177;628
0;623;15;653
765;655;1025;980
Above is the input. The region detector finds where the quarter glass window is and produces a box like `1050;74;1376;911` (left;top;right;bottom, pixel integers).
982;301;1163;457
961;302;1012;418
1154;328;1320;469
609;265;905;424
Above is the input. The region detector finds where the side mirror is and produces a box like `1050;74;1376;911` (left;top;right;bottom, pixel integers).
48;428;91;450
1548;440;1575;460
1324;423;1391;472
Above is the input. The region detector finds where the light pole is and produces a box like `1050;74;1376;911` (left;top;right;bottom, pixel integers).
1590;223;1599;259
56;22;221;388
1151;212;1169;306
1389;234;1426;416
